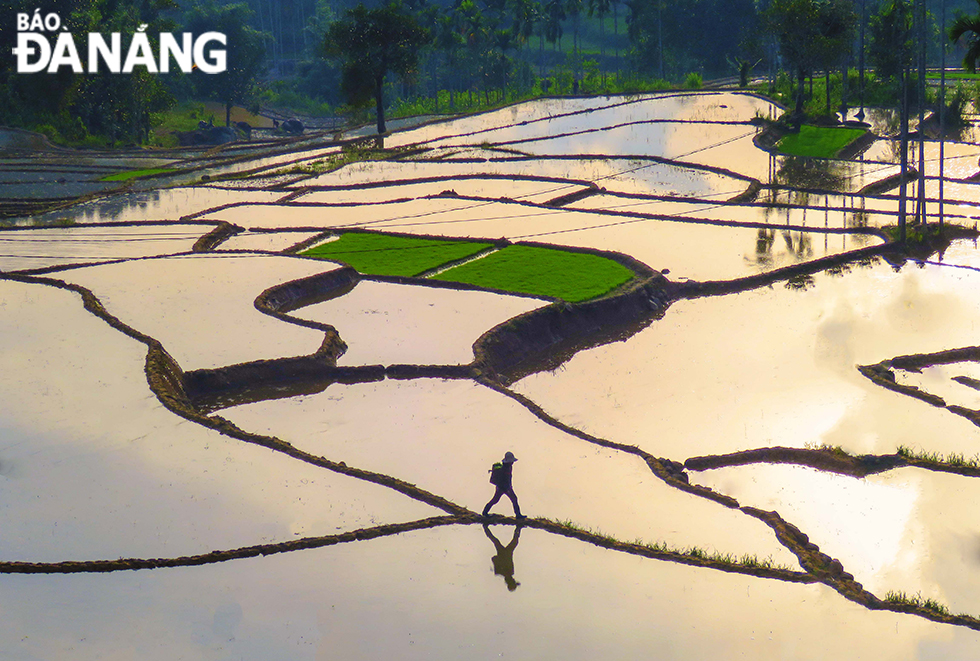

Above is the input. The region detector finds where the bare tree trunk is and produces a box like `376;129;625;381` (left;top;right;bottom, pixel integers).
375;76;386;134
899;67;909;243
916;0;926;225
940;0;946;229
796;68;805;116
825;71;831;115
613;1;619;60
857;0;866;120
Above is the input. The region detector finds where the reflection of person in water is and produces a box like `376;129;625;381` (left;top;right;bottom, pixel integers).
484;524;522;591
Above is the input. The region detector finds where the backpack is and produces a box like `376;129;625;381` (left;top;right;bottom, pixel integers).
489;462;505;486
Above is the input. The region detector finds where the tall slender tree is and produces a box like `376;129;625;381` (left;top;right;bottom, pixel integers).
324;1;431;134
186;1;269;127
544;0;567;51
766;0;823;115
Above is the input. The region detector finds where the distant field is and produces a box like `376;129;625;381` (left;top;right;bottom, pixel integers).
776;125;867;159
433;244;635;302
100;168;175;182
301;233;493;277
926;71;980;80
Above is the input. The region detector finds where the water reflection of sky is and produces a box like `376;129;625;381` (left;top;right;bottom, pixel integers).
692;464;980;619
515;244;980;460
8;90;980;657
0;527;972;660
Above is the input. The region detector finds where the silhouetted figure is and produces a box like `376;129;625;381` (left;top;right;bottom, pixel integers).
483;451;525;518
484;524;522;591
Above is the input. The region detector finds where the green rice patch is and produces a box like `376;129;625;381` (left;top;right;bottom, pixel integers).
776;125;867;158
100;168;176;182
301;232;493;277
433;244;635;302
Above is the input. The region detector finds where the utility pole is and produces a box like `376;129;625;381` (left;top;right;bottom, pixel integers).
899;65;909;244
940;0;947;230
857;0;866;121
916;0;927;226
658;0;664;80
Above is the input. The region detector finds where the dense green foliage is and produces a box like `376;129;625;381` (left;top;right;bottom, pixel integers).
627;0;758;80
324;2;430;133
0;0;181;145
3;0;980;146
433;244;635;302
301;232;493;276
951;0;980;71
766;0;857;114
868;0;915;82
184;2;269;126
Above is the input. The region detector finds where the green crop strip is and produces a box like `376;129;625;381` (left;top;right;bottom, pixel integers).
776;125;867;159
301;232;493;277
433;244;635;302
301;232;636;302
100;168;176;182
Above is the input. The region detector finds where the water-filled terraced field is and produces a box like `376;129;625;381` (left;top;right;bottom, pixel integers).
4;91;980;659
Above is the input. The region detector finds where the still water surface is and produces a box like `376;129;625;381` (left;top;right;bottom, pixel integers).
3;91;980;658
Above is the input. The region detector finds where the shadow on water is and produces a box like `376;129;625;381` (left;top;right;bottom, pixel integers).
484;523;523;592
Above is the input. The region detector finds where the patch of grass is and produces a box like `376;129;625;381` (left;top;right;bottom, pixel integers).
804;442;849;456
776;125;867;159
150;101;210;138
100;168;176;182
301;232;493;278
885;591;951;616
554;520;792;571
926;71;980;80
433;244;635;303
896;445;980;469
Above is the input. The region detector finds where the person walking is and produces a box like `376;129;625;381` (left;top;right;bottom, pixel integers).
483;451;526;519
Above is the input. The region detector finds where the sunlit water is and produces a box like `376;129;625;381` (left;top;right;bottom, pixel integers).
4;91;980;659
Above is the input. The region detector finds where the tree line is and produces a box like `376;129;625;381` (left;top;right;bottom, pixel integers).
3;0;980;145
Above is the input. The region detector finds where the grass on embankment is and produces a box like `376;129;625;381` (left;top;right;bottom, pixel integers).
776;125;867;159
926;71;980;80
301;233;493;277
432;244;635;302
100;168;176;182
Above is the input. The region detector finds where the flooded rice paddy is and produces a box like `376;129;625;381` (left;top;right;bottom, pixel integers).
4;91;980;659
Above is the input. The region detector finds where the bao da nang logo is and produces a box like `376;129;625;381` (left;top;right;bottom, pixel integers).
12;10;227;74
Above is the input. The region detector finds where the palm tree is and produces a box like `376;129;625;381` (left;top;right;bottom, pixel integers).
434;13;465;109
544;0;566;51
509;0;540;48
588;0;611;58
566;0;583;57
950;0;980;71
